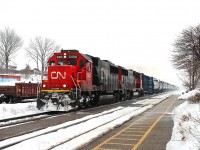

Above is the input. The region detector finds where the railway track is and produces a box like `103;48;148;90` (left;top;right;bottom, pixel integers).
0;94;154;129
0;106;131;149
0;92;172;150
0;92;173;149
0;112;65;128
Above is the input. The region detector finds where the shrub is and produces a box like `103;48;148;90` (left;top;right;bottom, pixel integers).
188;92;200;104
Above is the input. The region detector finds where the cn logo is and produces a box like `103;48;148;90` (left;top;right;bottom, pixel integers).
51;71;66;79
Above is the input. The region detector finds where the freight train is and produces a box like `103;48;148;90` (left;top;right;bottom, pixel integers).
37;49;177;110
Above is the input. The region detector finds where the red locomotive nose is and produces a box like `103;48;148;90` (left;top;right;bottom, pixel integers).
42;65;78;91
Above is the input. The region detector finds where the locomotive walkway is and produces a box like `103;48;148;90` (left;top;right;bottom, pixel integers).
82;95;184;150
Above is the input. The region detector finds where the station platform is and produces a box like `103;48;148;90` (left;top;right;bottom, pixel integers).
82;95;184;150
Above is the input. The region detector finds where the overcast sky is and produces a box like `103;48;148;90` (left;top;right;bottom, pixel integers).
0;0;200;86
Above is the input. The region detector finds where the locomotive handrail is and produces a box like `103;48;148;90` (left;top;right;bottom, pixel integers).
77;71;82;90
71;76;78;99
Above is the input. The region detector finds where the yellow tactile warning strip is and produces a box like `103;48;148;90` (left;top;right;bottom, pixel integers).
92;96;177;150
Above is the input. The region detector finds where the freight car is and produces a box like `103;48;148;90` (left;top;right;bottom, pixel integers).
0;82;39;103
37;49;177;110
153;78;160;93
141;74;154;94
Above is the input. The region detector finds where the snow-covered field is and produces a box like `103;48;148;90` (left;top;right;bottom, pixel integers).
167;89;200;150
0;92;174;150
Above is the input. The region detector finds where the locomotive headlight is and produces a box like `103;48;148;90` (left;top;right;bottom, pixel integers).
43;84;46;88
63;84;66;88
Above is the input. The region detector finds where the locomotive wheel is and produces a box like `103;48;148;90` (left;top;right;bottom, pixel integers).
123;93;127;101
141;90;145;96
89;94;99;107
89;96;95;106
78;96;87;109
83;96;91;108
122;90;128;101
128;92;133;100
114;93;120;102
119;93;123;101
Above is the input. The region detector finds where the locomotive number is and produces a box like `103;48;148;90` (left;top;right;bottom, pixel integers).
68;55;77;58
51;71;66;79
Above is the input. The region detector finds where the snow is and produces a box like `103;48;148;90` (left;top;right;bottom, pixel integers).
0;102;44;120
2;90;199;150
178;88;200;100
0;92;174;150
166;89;200;150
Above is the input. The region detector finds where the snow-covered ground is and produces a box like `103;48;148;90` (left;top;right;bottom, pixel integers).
0;92;175;150
167;89;200;150
0;102;43;120
4;90;199;150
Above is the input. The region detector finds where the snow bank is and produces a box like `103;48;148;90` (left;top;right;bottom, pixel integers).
167;89;200;150
178;88;200;101
0;103;43;120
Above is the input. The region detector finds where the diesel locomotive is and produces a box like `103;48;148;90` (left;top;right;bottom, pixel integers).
37;49;176;110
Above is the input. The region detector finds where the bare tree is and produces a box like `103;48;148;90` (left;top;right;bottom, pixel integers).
172;25;200;90
26;36;60;78
0;27;23;72
0;55;5;69
176;63;200;90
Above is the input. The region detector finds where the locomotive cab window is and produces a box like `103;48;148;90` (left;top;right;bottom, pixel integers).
80;60;84;69
68;59;77;66
58;60;66;65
